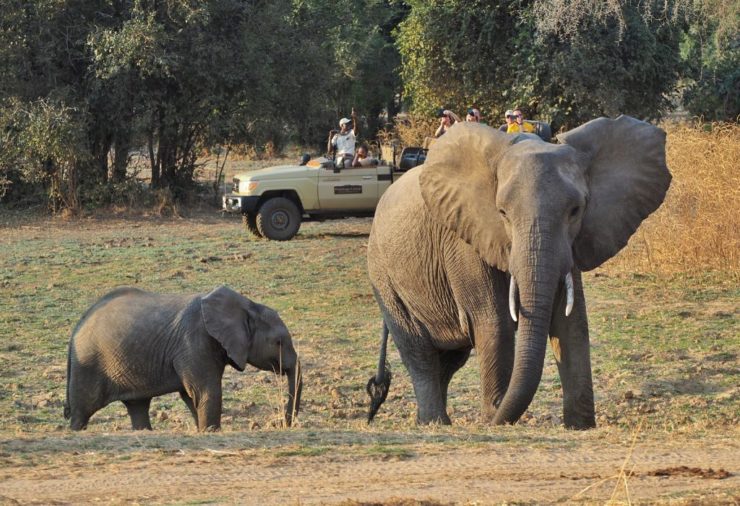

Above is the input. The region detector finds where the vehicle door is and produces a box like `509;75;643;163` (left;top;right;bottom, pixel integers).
317;164;379;210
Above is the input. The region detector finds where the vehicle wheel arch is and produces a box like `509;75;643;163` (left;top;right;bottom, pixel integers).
257;190;304;215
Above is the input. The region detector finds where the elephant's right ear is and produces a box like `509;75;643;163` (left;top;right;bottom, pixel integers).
201;286;252;371
419;123;513;270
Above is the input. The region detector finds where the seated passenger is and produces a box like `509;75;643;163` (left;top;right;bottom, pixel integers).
465;106;481;122
499;109;516;132
352;145;378;167
506;107;535;134
434;108;461;138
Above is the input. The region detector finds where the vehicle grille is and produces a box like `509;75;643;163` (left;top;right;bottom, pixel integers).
232;178;239;192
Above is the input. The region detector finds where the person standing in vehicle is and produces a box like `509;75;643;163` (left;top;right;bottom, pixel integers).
328;108;359;168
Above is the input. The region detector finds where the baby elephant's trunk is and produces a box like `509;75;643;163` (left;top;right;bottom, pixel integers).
367;321;392;422
285;361;302;427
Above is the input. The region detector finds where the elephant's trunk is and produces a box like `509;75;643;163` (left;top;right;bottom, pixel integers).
493;235;559;425
284;361;302;427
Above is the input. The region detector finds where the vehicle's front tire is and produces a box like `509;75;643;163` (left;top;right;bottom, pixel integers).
243;213;262;238
256;197;301;241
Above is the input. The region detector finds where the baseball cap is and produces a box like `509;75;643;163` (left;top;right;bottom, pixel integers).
339;117;351;126
505;109;514;117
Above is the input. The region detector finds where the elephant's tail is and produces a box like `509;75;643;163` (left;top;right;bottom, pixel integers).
366;320;392;423
63;340;71;420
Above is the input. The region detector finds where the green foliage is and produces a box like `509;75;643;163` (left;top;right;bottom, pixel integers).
679;0;740;121
0;0;406;211
0;98;90;211
396;1;523;117
396;0;686;130
532;1;684;129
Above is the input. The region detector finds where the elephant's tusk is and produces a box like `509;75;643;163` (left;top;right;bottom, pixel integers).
565;272;574;317
509;275;518;322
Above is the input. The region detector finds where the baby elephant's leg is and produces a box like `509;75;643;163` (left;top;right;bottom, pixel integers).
123;398;153;430
183;381;223;431
69;407;93;431
179;389;198;426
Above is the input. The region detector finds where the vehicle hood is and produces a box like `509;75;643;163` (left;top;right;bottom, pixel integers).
234;165;315;181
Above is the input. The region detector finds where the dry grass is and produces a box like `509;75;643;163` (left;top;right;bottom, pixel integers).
394;114;441;148
611;122;739;276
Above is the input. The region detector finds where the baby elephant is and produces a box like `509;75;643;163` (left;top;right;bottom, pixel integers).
64;286;302;431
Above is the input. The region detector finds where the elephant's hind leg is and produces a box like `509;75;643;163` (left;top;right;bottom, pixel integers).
123;398;153;430
67;375;106;431
69;408;92;431
439;348;471;409
395;336;450;425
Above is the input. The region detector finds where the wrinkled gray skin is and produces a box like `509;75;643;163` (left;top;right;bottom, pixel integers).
64;286;302;431
368;116;671;429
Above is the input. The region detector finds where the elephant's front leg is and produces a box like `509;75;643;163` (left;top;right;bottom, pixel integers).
123;398;153;430
183;379;223;431
549;269;596;429
475;271;516;422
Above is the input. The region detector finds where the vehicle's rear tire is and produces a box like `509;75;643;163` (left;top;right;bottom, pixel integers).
256;197;301;241
243;213;262;238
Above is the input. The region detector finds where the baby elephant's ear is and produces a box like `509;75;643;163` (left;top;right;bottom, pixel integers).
201;286;252;371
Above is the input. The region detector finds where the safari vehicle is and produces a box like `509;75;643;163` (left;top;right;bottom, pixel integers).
223;121;552;241
222;154;410;241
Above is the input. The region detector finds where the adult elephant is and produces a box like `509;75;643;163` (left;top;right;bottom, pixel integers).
65;286;302;431
366;116;670;429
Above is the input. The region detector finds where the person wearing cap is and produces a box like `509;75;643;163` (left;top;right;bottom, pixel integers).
434;108;461;138
465;106;481;122
327;108;359;168
499;109;516;132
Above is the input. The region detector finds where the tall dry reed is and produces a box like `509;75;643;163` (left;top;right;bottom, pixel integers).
610;122;739;276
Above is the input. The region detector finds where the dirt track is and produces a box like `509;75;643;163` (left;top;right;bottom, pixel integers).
1;436;737;505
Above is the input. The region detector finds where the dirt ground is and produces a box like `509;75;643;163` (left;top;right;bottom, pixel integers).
0;434;738;505
1;214;737;505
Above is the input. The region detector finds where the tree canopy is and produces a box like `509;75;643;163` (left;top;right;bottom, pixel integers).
0;0;736;211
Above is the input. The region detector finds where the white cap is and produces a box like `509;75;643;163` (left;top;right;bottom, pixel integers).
339;117;351;126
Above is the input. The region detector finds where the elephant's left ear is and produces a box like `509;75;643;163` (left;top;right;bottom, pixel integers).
557;115;672;271
201;286;252;371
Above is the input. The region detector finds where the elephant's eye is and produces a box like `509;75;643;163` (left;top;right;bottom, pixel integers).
498;209;508;219
569;206;580;219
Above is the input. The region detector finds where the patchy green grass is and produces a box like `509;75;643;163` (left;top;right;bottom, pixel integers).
0;209;737;449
